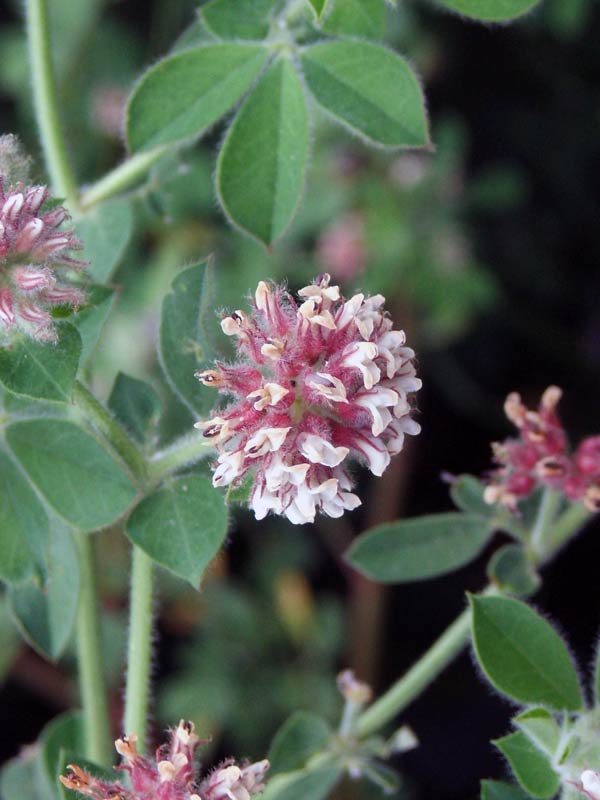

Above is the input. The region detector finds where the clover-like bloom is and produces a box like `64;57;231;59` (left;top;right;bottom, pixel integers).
195;275;421;524
60;720;269;800
484;386;600;512
0;175;86;342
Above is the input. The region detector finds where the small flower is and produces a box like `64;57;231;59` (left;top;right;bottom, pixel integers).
0;164;86;343
574;769;600;799
195;275;421;524
484;386;600;512
60;721;269;800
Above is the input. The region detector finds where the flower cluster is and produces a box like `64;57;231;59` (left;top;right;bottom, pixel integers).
60;721;269;800
195;275;421;524
0;173;86;342
484;386;600;512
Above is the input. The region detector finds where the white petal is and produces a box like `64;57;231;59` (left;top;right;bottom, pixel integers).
251;485;282;520
247;382;289;410
299;434;349;467
335;293;364;330
308;372;348;403
244;427;290;457
353;437;391;476
213;450;245;487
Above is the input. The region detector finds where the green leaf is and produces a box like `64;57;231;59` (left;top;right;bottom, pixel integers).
514;709;561;758
0;597;21;682
7;419;137;532
470;595;583;710
158;260;215;416
261;766;342;800
437;0;542;22
321;0;386;38
202;0;276;39
217;57;309;245
126;476;228;588
8;523;79;659
301;40;429;148
306;0;329;20
0;449;49;583
127;43;271;152
481;779;533;800
451;474;493;517
108;372;162;445
72;285;115;364
346;513;491;583
494;732;560;799
0;323;81;402
269;712;332;777
76;199;133;283
487;544;541;598
38;712;83;799
0;752;41;800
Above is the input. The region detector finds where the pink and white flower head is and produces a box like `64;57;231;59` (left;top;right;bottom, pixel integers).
0;172;86;343
60;720;269;800
195;275;422;525
484;386;600;513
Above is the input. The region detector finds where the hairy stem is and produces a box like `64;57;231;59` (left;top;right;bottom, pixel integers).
355;500;591;739
26;0;79;208
529;488;562;559
148;431;213;483
124;546;154;749
75;532;113;767
80;148;168;211
355;603;473;738
72;380;148;485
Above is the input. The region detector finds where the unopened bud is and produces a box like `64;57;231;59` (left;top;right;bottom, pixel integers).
195;369;224;387
338;669;372;705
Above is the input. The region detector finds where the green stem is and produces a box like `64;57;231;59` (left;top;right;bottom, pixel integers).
124;547;154;749
75;532;113;767
355;604;472;738
148;431;213;483
72;380;148;485
529;488;562;559
26;0;79;208
80;148;168;211
355;499;592;739
544;502;592;556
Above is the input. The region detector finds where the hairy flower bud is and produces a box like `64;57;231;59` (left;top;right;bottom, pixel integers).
195;276;421;524
0;160;87;343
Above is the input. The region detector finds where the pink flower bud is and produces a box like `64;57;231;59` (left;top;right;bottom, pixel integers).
14;217;44;251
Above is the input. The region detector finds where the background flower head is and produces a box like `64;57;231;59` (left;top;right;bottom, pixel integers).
0;157;87;343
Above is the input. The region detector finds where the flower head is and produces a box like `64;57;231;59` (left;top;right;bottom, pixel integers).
0;167;86;343
484;386;600;512
60;721;269;800
195;275;421;524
